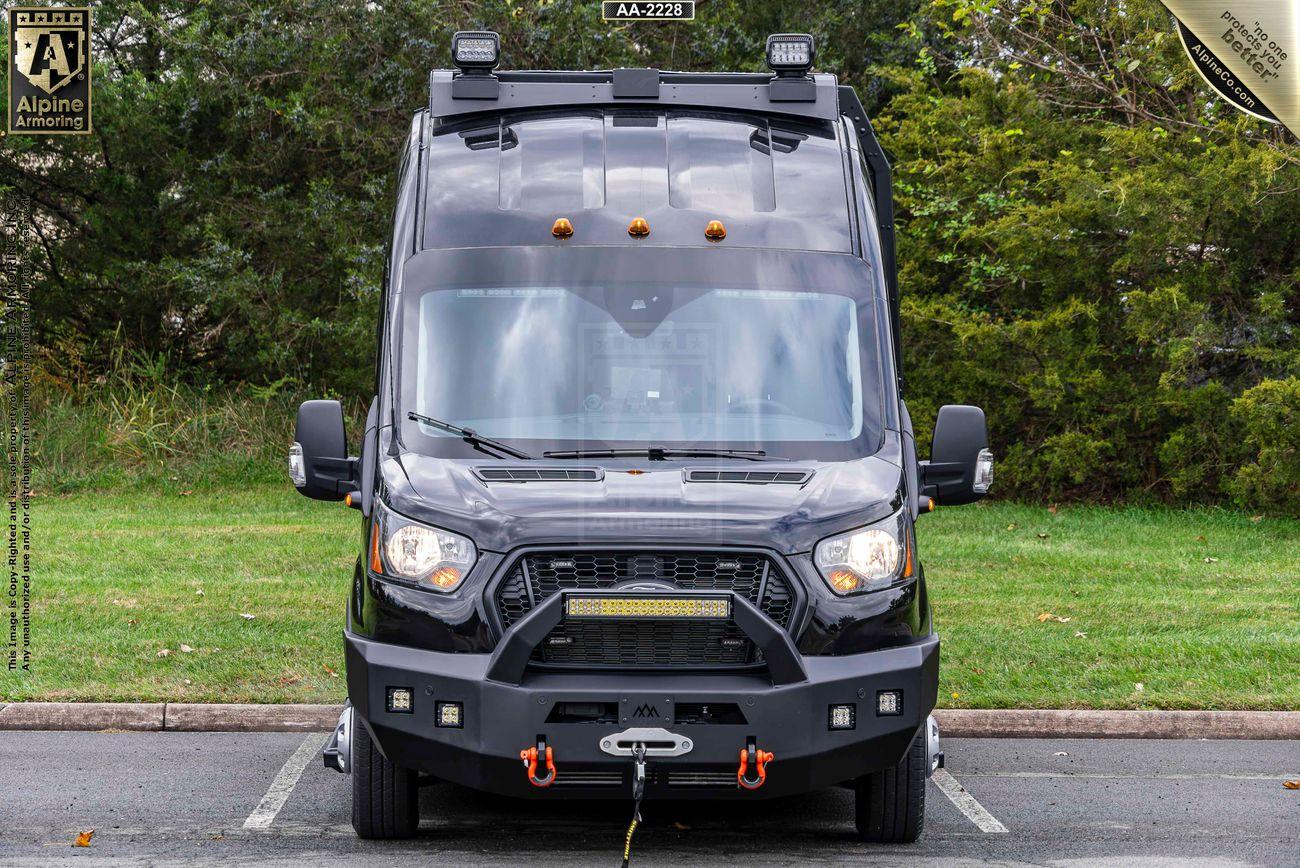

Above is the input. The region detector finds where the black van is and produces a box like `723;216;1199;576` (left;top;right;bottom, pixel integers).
291;32;993;844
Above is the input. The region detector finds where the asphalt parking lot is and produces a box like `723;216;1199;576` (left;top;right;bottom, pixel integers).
1;732;1296;866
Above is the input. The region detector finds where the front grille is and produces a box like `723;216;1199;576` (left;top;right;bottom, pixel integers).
494;551;796;668
544;619;752;666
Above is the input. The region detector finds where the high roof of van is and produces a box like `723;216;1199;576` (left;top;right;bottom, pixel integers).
417;73;859;254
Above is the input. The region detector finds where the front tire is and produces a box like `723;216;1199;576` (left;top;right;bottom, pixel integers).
853;729;926;843
351;719;419;839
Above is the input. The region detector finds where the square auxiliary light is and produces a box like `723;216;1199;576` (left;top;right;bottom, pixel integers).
386;687;414;714
829;703;856;731
564;595;730;620
451;31;500;70
877;690;903;717
435;701;463;729
766;33;815;75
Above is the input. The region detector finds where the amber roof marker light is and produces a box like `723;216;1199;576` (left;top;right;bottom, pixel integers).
628;216;650;237
704;220;727;242
551;217;574;238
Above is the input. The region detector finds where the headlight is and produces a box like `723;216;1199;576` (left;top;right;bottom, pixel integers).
814;509;912;595
371;504;476;592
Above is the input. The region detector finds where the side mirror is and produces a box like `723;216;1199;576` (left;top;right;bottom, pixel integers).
289;400;358;501
920;405;992;506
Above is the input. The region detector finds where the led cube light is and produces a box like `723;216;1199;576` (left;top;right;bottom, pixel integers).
435;701;463;728
829;704;856;731
877;690;903;716
451;31;500;70
564;595;730;619
386;687;413;714
766;33;814;75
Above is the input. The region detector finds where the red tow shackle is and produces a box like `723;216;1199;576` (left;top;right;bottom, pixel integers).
737;739;773;790
520;738;557;787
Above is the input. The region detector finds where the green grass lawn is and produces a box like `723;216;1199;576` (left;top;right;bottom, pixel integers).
5;487;1297;708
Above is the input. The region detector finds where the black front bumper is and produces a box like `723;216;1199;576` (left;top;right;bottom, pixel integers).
345;623;939;800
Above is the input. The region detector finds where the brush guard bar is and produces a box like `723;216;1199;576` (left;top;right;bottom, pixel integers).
483;591;808;686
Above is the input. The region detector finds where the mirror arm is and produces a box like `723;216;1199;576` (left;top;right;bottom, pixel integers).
918;460;935;499
920;460;965;483
311;455;361;496
919;459;967;503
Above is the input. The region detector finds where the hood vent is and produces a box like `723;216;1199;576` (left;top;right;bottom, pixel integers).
475;467;604;483
684;469;813;485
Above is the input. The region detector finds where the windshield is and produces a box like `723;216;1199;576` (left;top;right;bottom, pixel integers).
396;248;887;460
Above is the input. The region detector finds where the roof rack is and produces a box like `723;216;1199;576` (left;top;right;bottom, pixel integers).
428;69;841;122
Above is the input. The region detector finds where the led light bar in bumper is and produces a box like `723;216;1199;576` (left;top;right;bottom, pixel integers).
564;595;731;620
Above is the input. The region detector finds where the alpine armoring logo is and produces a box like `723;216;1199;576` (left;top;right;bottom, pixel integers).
7;6;93;135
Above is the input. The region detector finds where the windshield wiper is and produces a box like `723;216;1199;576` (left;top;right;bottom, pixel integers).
543;447;781;462
407;412;532;460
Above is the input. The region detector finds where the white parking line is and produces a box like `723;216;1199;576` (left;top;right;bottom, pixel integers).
932;768;1008;833
963;771;1291;781
243;734;328;830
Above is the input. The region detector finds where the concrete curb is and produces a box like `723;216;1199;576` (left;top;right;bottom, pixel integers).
0;703;1297;738
164;703;340;732
935;709;1300;740
0;702;166;731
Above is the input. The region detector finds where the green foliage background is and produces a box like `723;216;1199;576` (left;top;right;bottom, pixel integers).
3;0;1298;510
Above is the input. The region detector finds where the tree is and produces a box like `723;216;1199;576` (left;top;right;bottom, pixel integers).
3;0;931;393
884;0;1300;507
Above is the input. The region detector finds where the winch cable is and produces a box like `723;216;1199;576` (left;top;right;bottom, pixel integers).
620;742;647;867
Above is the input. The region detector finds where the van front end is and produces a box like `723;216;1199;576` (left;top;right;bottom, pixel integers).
341;531;941;801
295;33;993;845
343;623;940;800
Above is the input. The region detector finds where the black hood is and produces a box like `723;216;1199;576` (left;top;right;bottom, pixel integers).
380;432;905;556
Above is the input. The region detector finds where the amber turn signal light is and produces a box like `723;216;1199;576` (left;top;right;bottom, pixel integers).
704;220;726;241
628;217;650;237
428;567;463;589
369;523;383;573
551;217;573;238
828;570;861;593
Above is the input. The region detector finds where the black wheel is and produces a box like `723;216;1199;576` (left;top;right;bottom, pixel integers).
351;719;419;839
853;729;926;843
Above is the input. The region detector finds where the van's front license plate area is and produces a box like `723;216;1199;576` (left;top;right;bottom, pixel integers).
601;1;696;22
617;696;673;726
